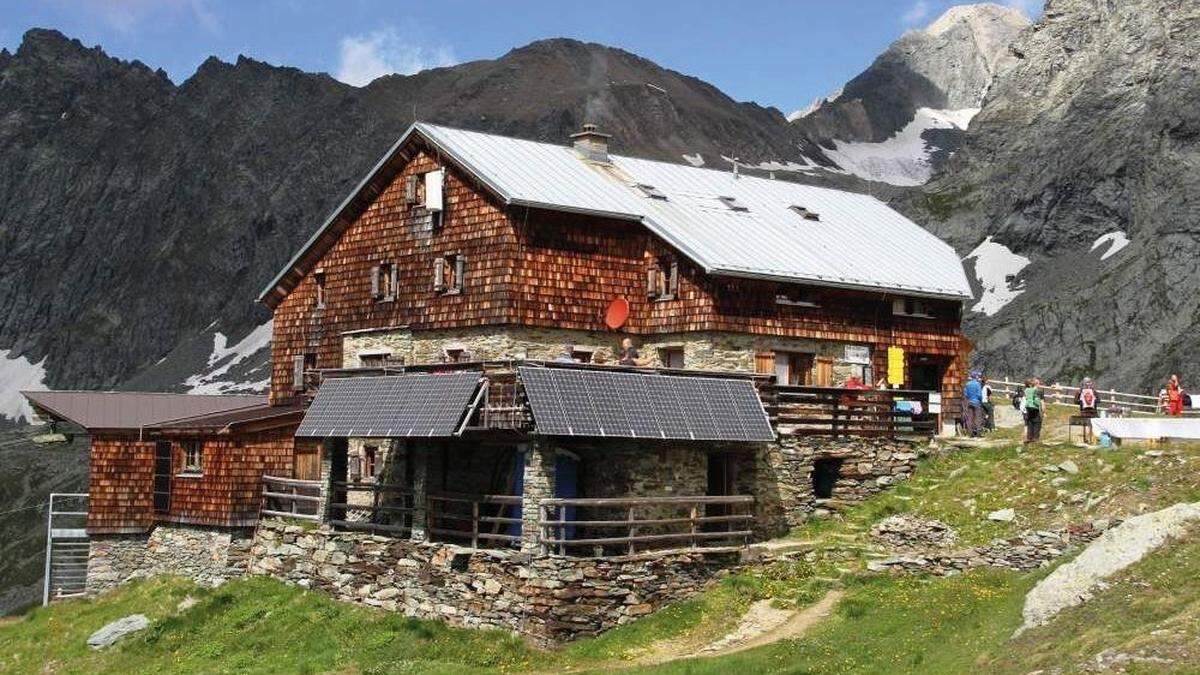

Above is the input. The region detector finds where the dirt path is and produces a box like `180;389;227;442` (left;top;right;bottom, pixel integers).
633;589;843;666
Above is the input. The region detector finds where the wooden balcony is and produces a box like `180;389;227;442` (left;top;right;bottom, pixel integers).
762;385;938;438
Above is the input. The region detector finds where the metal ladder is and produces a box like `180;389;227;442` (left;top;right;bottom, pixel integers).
43;493;89;604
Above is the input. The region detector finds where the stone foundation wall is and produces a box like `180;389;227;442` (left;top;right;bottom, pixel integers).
249;520;733;644
754;436;927;533
342;325;873;383
86;525;254;593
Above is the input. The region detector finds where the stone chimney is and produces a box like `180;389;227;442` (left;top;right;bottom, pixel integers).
571;123;611;163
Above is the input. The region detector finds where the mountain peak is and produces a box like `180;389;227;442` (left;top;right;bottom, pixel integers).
924;3;1031;38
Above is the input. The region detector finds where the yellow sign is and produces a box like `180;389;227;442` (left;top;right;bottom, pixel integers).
887;347;905;386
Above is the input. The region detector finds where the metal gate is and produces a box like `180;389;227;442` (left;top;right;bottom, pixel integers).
43;493;89;605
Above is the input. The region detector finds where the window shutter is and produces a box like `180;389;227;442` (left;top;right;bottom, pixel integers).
815;356;834;387
370;265;380;298
389;265;399;299
292;354;306;391
668;261;679;297
754;352;775;375
454;255;466;291
646;267;657;297
405;175;418;204
433;257;445;292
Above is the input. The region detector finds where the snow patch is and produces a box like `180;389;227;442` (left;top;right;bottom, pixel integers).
754;156;822;174
787;86;844;122
822;107;979;186
681;153;704;167
0;349;48;423
185;321;273;394
1091;231;1130;261
963;236;1030;316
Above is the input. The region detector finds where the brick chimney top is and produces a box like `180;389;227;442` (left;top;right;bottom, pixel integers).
571;123;611;163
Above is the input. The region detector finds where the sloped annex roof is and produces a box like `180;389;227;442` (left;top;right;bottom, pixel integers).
258;122;972;307
21;391;267;432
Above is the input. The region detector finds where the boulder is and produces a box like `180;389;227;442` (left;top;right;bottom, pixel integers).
87;614;150;650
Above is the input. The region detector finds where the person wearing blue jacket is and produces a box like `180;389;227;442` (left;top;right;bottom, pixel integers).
963;372;984;437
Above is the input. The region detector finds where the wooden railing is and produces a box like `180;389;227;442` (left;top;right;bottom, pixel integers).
329;481;414;535
261;475;322;521
988;379;1198;416
764;385;938;437
427;493;523;549
539;495;755;557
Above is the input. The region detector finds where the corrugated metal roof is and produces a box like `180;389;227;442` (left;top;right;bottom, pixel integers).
21;391;267;431
417;123;972;299
260;122;972;303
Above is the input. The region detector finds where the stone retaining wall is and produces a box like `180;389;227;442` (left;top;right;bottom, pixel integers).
86;525;253;593
249;519;734;644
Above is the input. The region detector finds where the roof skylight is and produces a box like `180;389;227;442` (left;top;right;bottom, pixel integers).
718;195;749;212
636;183;668;200
789;205;821;221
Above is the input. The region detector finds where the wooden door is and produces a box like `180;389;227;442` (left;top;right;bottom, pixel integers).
814;356;834;387
293;443;321;481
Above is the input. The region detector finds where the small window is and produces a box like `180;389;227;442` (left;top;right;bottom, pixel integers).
363;445;378;479
893;298;936;318
776;285;819;307
292;353;316;392
359;352;393;368
646;257;679;301
404;174;420;205
571;348;595;363
434;254;466;294
789;205;821;221
444;347;470;363
718;195;749;212
636;183;668;200
182;440;203;474
372;263;397;302
314;270;326;309
659;347;685;369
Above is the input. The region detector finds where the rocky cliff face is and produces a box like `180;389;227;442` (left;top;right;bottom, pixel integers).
0;30;824;417
909;0;1200;392
792;3;1029;185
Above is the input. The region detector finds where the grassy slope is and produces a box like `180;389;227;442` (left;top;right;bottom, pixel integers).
3;412;1199;673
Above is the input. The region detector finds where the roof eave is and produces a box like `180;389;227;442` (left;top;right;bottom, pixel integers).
709;267;972;301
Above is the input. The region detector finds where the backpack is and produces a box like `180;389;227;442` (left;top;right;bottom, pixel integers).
1011;391;1022;410
1080;388;1097;410
1024;387;1042;411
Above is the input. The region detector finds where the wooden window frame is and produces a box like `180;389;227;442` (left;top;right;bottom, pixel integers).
180;440;203;476
363;445;378;480
659;346;685;369
775;284;819;308
892;297;936;319
373;263;397;303
646;257;679;301
314;270;326;309
435;253;465;295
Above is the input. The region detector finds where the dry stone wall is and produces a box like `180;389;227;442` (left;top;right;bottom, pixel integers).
86;525;253;593
249;519;734;644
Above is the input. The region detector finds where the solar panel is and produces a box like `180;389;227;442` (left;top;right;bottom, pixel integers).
295;372;483;438
519;367;774;442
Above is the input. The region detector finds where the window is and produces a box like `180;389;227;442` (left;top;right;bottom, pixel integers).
659;347;685;369
434;254;466;294
372;263;397;302
359;351;393;368
893;298;936;318
314;270;326;309
776;285;819;307
789;205;821;221
774;351;814;386
363;445;378;479
636;183;668;200
443;347;470;363
404;174;421;205
182;440;203;474
646;257;679;301
569;347;595;363
718;195;749;212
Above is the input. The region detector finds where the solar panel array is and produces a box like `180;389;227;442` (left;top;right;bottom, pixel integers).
295;373;482;438
519;367;774;442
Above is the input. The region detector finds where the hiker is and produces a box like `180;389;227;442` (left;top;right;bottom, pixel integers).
962;371;984;437
617;337;647;367
1164;374;1185;416
1076;377;1100;443
981;375;995;431
553;344;576;363
1023;378;1045;445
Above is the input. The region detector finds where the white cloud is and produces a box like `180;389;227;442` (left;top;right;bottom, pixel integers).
902;0;932;25
334;28;456;87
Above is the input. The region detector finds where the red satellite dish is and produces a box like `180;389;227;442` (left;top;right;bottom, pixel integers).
604;297;630;329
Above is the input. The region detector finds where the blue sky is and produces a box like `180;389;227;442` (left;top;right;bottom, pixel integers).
0;0;1040;114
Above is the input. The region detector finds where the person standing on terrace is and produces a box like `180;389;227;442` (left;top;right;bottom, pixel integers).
1023;378;1045;445
963;371;984;437
1164;374;1185;416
